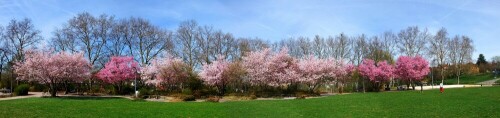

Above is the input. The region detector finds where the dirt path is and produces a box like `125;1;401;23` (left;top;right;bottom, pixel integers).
0;92;43;101
477;78;500;85
0;92;133;101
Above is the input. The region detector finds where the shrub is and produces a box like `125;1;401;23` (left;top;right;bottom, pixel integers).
295;92;308;99
249;94;257;100
138;88;151;99
181;88;192;95
206;96;220;102
14;84;29;96
181;95;196;101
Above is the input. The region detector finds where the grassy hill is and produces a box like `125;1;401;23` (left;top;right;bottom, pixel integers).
1;87;499;117
443;73;494;84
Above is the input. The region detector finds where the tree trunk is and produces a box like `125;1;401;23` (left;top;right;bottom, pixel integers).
64;81;69;94
50;83;57;97
457;66;461;85
362;80;366;93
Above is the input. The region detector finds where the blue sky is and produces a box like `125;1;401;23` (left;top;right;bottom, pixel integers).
0;0;499;60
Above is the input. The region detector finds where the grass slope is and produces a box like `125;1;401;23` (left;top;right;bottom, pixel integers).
1;87;500;117
443;73;494;84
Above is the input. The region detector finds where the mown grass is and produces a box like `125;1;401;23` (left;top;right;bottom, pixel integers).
1;87;499;117
443;73;494;84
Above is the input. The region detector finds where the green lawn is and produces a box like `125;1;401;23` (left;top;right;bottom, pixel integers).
443;73;494;84
1;87;500;117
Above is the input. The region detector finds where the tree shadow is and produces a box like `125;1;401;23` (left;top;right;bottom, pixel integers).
43;96;125;100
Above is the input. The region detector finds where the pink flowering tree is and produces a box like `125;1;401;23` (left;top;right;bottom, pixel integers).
358;59;379;82
141;56;189;92
358;59;395;91
14;50;91;97
97;56;140;93
334;60;354;94
395;56;430;90
295;55;353;93
243;48;299;87
199;56;230;95
377;61;395;89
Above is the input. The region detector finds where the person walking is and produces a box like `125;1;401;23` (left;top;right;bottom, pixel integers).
439;83;444;93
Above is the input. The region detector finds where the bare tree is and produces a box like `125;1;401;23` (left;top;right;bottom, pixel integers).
50;28;78;53
380;31;397;60
0;26;13;88
128;17;174;65
451;36;474;84
195;25;214;64
297;37;311;58
334;33;351;60
429;28;449;83
177;20;199;71
312;35;325;58
4;18;42;62
107;19;130;56
211;31;237;61
397;26;430;57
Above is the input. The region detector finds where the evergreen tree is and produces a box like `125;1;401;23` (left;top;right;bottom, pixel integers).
476;54;488;65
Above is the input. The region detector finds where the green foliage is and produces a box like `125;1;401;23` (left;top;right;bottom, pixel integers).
14;84;29;96
443;73;493;84
30;83;47;92
138;88;151;99
476;54;488;65
181;88;192;95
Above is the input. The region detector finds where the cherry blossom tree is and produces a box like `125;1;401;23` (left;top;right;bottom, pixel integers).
242;48;299;87
358;59;379;82
358;59;395;91
14;50;91;97
96;56;140;92
199;56;230;95
395;56;430;90
294;55;354;93
141;55;189;91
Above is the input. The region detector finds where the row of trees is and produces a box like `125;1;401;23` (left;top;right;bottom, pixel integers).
14;47;429;97
0;12;475;97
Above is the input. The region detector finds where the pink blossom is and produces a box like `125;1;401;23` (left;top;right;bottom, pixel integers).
141;55;189;90
394;56;430;81
97;56;140;84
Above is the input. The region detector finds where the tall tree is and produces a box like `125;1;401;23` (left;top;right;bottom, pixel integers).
127;17;174;65
177;20;199;71
429;28;449;83
396;26;430;57
476;54;487;65
4;18;42;62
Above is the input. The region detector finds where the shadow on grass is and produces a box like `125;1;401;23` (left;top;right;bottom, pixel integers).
42;96;125;100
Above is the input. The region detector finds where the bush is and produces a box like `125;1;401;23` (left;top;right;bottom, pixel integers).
249;94;257;100
138;88;151;99
181;95;196;101
181;88;192;95
295;92;308;99
206;96;220;102
14;84;29;96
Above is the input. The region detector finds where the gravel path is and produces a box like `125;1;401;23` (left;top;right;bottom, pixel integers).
477;78;500;85
0;92;133;101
